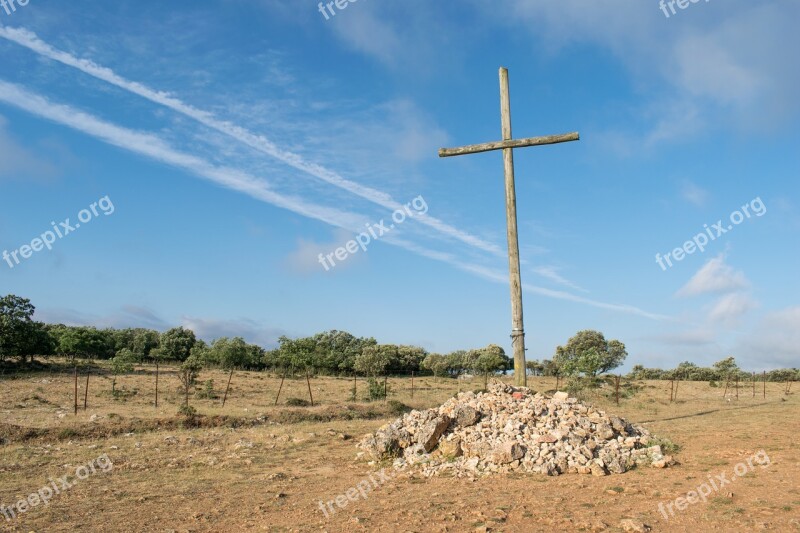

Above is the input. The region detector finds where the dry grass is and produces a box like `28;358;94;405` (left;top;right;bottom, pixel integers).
1;361;798;532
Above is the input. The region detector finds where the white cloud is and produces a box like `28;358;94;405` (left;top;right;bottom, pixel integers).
478;0;800;145
0;26;503;257
708;293;757;327
0;80;664;319
677;255;749;297
283;229;365;275
180;317;286;348
34;305;170;330
734;307;800;369
531;265;587;293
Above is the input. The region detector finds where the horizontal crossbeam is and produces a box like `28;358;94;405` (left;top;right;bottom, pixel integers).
438;132;579;158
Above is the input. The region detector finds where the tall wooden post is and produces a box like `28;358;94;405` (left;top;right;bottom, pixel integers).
306;370;314;406
438;68;579;389
499;67;526;387
222;369;234;407
274;370;286;405
155;360;159;408
73;367;78;415
411;371;414;399
84;371;90;410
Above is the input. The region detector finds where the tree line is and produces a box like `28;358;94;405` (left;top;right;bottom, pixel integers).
2;295;795;382
0;295;511;377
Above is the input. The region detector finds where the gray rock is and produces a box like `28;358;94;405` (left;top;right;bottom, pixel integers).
416;415;451;452
454;405;481;427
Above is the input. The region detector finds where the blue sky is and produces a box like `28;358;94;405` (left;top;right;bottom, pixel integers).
1;0;798;371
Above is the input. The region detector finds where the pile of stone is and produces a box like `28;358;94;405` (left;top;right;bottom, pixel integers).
358;383;673;477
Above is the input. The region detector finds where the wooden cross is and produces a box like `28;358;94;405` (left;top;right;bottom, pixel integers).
439;67;579;387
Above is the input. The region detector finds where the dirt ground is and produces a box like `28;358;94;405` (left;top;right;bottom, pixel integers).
1;363;798;532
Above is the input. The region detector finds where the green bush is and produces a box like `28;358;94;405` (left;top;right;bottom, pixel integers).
195;379;218;399
386;400;411;415
177;404;197;417
366;377;386;401
285;397;310;407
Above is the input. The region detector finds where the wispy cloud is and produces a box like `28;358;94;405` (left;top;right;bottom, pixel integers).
677;255;749;298
0;26;503;257
734;307;800;369
180;316;286;348
0;79;366;231
531;265;587;293
0;79;663;320
708;292;757;326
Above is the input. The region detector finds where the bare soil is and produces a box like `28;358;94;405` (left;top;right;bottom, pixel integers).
0;363;798;532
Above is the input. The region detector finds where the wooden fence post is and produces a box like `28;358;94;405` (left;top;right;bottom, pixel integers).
73;367;78;415
274;370;286;406
155;360;159;408
383;375;388;403
222;369;234;407
615;375;620;405
84;371;90;410
306;370;314;406
674;380;678;402
411;371;414;399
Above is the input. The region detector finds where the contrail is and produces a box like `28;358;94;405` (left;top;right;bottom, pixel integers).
0;79;664;320
0;25;505;257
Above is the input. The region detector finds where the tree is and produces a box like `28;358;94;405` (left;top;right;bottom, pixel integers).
132;329;160;358
526;360;545;376
208;337;251;369
110;348;136;393
310;330;377;373
354;345;392;377
177;355;203;407
561;347;603;378
421;353;449;378
159;327;196;361
57;327;114;362
713;356;739;379
554;330;628;376
471;344;508;376
0;295;36;362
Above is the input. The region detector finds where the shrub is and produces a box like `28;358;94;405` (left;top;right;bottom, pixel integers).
177;404;197;417
386;400;411;415
285;397;310;407
647;436;681;455
366;377;386;401
196;379;218;399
